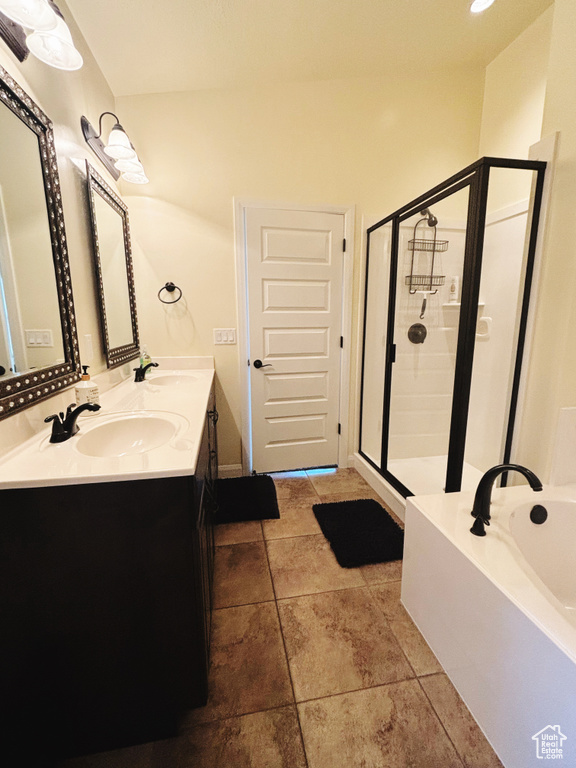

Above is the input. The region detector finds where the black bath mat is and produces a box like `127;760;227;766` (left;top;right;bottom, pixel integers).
312;499;404;568
214;475;280;524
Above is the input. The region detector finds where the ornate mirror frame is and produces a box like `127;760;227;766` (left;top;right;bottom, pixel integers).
86;162;139;368
0;65;80;420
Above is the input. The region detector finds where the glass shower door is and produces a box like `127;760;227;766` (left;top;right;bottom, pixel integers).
463;167;543;482
359;156;547;500
359;222;393;467
386;187;471;496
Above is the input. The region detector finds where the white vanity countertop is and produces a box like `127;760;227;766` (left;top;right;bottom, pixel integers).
0;366;215;489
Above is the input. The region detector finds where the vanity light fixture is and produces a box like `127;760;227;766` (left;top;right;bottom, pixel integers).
0;0;57;31
0;0;82;69
81;112;149;184
470;0;496;13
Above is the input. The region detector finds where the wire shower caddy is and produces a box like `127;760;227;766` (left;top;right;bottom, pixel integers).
405;213;448;295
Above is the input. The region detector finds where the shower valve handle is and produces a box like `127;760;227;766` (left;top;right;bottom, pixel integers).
420;295;427;319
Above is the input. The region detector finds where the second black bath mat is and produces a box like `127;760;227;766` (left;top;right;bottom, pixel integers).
214;475;280;524
312;499;404;568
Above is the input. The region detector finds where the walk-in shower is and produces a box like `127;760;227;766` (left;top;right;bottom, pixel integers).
359;157;546;497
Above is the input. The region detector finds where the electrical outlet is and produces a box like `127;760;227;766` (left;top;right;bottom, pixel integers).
213;328;237;345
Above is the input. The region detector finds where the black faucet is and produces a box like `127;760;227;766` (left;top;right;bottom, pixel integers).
470;463;543;536
133;361;159;382
45;402;101;443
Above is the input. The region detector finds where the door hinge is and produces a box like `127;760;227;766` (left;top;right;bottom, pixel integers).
337;423;341;435
340;336;343;348
343;238;347;252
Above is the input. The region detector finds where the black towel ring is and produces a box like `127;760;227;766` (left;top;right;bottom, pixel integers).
158;282;182;304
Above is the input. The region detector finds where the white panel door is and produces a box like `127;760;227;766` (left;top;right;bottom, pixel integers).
246;207;345;473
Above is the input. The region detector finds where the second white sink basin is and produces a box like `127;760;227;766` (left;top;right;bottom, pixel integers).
149;374;197;387
76;412;189;458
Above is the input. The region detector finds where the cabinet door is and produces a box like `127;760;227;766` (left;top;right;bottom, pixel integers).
197;486;212;661
194;406;213;658
205;388;218;594
0;476;205;759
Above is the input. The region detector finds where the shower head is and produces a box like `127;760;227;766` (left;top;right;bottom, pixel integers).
420;208;438;227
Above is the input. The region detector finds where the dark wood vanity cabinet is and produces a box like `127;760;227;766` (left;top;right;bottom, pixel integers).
0;402;217;763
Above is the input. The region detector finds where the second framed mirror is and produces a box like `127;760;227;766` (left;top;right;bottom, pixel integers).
86;162;139;368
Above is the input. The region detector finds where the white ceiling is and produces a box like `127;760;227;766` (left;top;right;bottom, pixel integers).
65;0;553;97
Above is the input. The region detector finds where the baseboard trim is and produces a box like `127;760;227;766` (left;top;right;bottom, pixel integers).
218;464;244;478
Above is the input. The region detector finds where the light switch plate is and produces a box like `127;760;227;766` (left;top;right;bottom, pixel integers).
213;328;237;345
25;329;54;347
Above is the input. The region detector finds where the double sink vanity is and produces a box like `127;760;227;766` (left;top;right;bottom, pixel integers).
0;63;219;762
0;360;218;761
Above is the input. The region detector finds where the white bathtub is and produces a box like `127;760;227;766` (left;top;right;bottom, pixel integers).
509;499;576;616
402;484;576;768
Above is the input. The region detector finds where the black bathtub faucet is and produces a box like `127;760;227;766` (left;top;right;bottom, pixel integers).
470;463;543;537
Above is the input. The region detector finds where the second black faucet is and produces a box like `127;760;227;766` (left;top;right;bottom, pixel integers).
133;361;159;382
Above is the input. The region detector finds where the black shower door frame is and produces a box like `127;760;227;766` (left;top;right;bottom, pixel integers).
359;156;547;497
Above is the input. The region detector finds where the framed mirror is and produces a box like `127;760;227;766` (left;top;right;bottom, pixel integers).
86;162;139;368
0;65;80;420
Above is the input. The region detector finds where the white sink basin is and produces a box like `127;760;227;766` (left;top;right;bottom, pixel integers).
76;412;189;458
149;374;197;387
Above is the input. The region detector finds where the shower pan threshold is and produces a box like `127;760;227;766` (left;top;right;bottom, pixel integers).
387;456;483;497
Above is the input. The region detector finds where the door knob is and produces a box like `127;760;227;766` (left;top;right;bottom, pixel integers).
253;359;272;369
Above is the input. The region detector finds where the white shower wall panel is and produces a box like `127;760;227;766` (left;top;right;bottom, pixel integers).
388;225;466;461
390;402;453;435
392;360;456;394
389;434;452;462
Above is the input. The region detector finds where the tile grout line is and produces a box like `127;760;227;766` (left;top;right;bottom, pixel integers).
191;674;449;732
275;580;402;604
208;473;409;764
212;598;276;611
294;676;423;707
415;676;467;768
185;701;312;730
264;489;311;768
361;581;424;682
264;531;326;545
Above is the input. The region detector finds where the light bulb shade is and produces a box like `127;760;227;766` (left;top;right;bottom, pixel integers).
114;157;144;174
470;0;496;12
104;124;137;160
26;16;83;70
0;0;58;31
121;171;149;185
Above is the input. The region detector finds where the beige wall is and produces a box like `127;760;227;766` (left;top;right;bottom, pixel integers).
478;7;553;213
0;1;116;453
118;71;484;465
478;0;576;482
474;7;556;480
479;7;553;160
516;0;576;480
0;1;115;375
2;4;565;480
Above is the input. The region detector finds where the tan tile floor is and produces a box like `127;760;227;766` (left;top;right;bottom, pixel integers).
61;468;503;768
